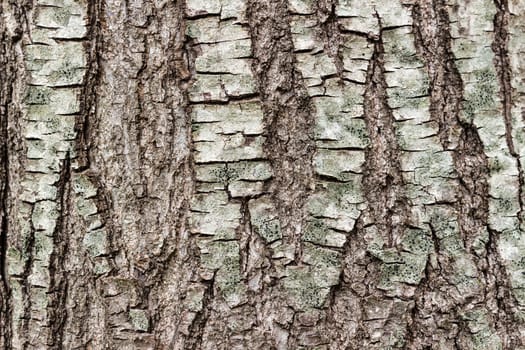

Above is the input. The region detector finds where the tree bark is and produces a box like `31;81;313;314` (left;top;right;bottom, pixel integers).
1;0;525;349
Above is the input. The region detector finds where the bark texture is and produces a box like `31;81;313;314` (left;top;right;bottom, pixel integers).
1;0;525;349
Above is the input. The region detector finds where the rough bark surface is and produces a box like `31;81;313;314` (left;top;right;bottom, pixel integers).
0;0;525;349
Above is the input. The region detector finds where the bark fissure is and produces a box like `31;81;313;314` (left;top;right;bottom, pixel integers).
74;0;103;172
246;0;316;260
315;0;344;79
0;1;19;345
362;18;408;248
47;155;71;349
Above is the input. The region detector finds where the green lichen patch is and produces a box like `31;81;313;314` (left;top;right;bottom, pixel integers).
72;174;98;198
374;231;431;290
283;267;331;309
303;219;347;248
249;196;281;243
199;240;240;270
36;6;71;28
129;309;149;332
215;263;246;307
315;115;369;150
313;149;364;181
463;68;498;118
302;243;341;269
211;165;240;184
25;86;52;105
307;180;364;224
429;209;460;239
400;228;433;254
228;161;272;182
82;229;109;257
76;197;98;217
460;309;502;350
32;200;59;233
48;64;86;87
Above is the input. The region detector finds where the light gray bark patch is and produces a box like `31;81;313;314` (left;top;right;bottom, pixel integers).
246;0;316;260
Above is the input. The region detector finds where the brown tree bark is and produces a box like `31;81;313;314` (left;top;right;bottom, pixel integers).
1;0;525;349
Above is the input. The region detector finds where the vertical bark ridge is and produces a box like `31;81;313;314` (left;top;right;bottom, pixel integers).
492;0;525;343
2;1;30;346
145;2;214;349
9;1;91;347
147;1;203;347
290;1;372;346
87;0;196;347
285;0;372;346
411;1;514;348
445;0;524;347
493;0;521;168
184;1;277;348
246;4;334;347
415;2;516;348
356;3;438;347
245;9;318;345
0;1;24;347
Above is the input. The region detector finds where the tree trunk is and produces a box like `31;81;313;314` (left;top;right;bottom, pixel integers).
1;0;525;348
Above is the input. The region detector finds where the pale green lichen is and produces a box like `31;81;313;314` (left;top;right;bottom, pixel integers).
252;218;281;243
72;174;98;198
82;229;108;257
186;285;206;312
249;196;282;243
76;197;98;217
284;267;331;309
373;229;432;290
303;219;347;248
463;68;498;118
25;86;52;105
461;309;502;350
129;309;149;332
92;258;112;275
